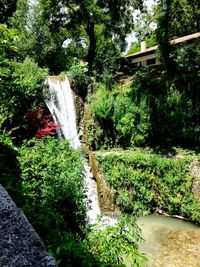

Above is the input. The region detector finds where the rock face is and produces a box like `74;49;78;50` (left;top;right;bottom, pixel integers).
0;185;57;267
88;152;120;215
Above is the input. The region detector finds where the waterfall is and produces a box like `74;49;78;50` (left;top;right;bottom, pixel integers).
84;164;101;224
46;76;101;224
46;76;81;150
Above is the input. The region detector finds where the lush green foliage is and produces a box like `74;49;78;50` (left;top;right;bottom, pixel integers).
0;134;145;266
89;39;200;148
12;0;68;73
19;137;86;233
87;216;146;266
0;22;48;143
156;0;200;39
1;1;200;266
0;55;48;141
90;84;114;121
0;0;17;25
63;63;90;99
127;36;156;55
17;137;93;265
89;82;150;148
12;0;144;75
96;150;200;223
0;136;97;266
131;63;200;146
0;24;18;61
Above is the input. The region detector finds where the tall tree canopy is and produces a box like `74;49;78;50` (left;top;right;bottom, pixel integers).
13;0;144;74
156;0;200;39
156;0;200;76
0;0;18;25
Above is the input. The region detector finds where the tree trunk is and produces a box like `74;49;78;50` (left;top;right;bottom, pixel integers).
86;22;96;77
157;0;175;79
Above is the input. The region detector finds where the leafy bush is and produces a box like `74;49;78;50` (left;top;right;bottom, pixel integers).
0;23;18;61
64;63;90;99
87;216;146;266
12;57;48;97
96;150;200;223
129;66;200;146
113;94;150;146
17;137;148;266
90;83;114;121
16;137;93;265
25;107;59;138
89;82;150;148
0;56;48;142
18;137;86;233
88;84;116;148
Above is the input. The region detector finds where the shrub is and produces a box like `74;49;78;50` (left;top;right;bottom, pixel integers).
113;94;150;146
16;137;94;265
25;107;59;138
12;57;48;98
90;83;114;121
96;150;200;223
87;216;146;266
0;56;48;142
64;63;90;99
89;84;115;148
89;83;150;148
18;137;86;233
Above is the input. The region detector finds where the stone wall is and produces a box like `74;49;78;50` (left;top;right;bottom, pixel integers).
0;185;57;267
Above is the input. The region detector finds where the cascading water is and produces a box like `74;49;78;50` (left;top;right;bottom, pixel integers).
46;76;101;224
46;76;80;149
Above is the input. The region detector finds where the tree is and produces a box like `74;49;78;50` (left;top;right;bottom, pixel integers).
13;0;144;75
127;3;157;55
155;0;200;39
0;24;18;61
0;27;48;141
165;0;200;38
156;0;200;76
0;0;17;25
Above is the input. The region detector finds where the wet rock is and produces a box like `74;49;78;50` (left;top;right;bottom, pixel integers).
89;152;120;215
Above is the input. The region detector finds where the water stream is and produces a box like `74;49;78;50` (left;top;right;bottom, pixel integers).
46;76;100;224
137;215;200;267
46;76;200;265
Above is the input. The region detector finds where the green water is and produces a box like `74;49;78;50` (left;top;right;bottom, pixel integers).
137;215;200;267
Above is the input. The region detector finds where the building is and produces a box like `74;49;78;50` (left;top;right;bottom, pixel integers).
126;32;200;67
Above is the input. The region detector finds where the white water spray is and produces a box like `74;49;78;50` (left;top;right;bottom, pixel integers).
46;76;101;224
46;76;80;150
